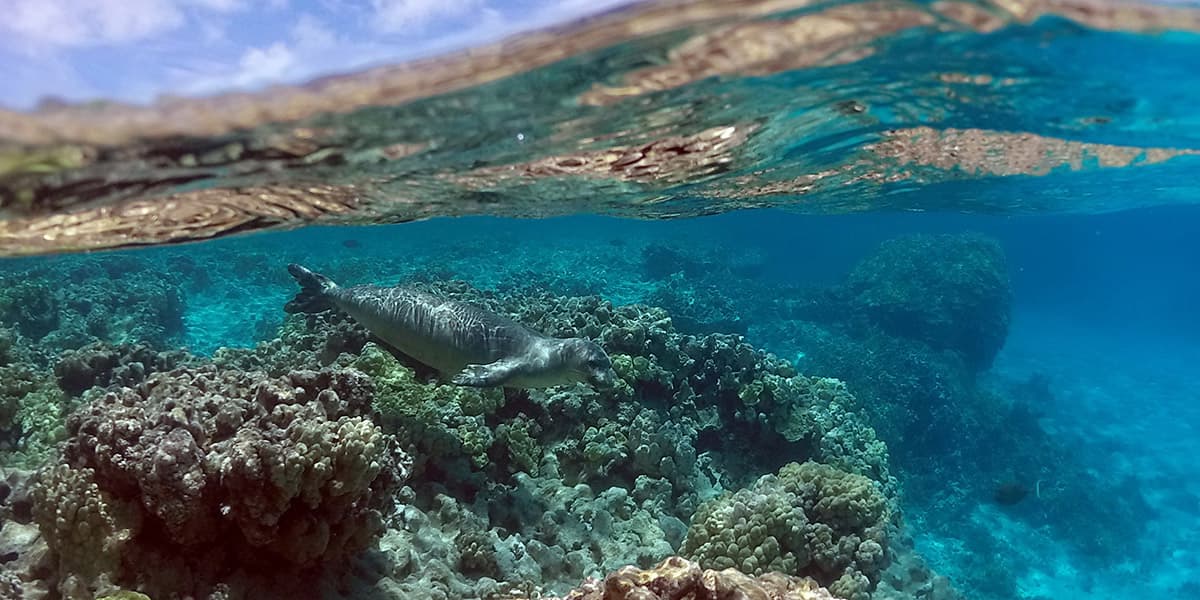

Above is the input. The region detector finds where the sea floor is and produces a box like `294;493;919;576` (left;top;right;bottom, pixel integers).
914;312;1200;599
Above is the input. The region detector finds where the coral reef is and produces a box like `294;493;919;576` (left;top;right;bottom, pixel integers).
205;278;899;596
0;193;1181;600
749;234;1015;497
54;342;191;396
380;283;893;495
29;465;141;596
213;310;371;376
370;474;689;599
0;247;988;600
0;255;185;355
763;234;1013;447
0;253;192;468
0;325;16;366
0;469;53;599
748;232;1152;586
870;534;964;600
645;272;746;335
641;243;765;282
0;280;59;341
353;343;505;474
28;363;406;598
770;321;977;469
216;279;892;494
681;462;892;600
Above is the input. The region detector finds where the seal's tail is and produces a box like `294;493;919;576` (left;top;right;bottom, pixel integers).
285;263;338;314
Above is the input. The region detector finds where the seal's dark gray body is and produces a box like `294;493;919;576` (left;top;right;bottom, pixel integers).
334;284;567;387
285;264;615;389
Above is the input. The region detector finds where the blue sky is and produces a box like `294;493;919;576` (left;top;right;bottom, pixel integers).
0;0;637;110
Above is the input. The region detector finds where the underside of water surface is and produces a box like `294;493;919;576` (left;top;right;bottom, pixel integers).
1;1;1199;600
3;0;1200;255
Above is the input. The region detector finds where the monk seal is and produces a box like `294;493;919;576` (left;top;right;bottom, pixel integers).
284;264;616;389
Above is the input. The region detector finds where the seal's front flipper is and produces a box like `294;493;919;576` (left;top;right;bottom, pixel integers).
451;359;522;387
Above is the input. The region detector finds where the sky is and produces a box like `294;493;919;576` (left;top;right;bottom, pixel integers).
0;0;638;110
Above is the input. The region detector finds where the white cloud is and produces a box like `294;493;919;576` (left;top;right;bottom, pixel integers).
2;0;185;49
0;0;648;108
0;0;260;51
291;14;336;50
229;42;297;88
370;0;484;33
170;0;641;99
185;0;248;11
195;17;231;45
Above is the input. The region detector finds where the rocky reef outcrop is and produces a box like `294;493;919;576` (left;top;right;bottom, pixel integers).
27;364;407;599
839;233;1011;371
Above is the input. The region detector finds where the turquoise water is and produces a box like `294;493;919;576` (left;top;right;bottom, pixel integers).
2;1;1200;599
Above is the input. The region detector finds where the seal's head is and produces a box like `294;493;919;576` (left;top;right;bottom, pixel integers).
559;338;617;388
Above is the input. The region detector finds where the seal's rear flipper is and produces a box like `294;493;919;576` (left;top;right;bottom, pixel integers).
451;359;523;387
285;263;338;314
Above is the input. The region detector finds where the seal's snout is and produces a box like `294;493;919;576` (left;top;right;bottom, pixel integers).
569;338;616;389
589;367;617;389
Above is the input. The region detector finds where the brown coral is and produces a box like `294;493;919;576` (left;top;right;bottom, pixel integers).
31;363;407;597
682;462;892;599
29;465;142;596
866;126;1200;178
447;124;755;187
554;556;838;600
581;2;934;106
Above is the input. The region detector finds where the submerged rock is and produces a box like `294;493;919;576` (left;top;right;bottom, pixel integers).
841;233;1011;372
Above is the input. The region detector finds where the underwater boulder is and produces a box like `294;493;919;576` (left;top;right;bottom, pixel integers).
842;233;1012;371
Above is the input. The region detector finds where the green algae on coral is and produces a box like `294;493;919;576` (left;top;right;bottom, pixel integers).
353;342;505;470
0;361;68;466
97;590;153;600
